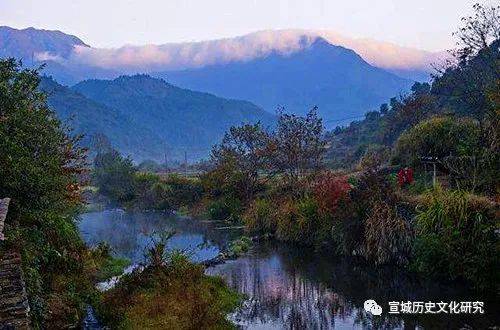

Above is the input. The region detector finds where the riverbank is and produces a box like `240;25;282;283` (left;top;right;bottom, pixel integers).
78;209;500;329
79;210;248;328
88;164;499;293
96;254;242;329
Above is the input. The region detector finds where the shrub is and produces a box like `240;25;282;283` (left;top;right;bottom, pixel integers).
133;172;171;210
275;200;302;242
228;236;252;257
144;230;176;268
163;174;203;208
329;196;365;256
207;196;242;222
330;170;387;256
329;169;414;265
275;197;325;245
243;198;275;234
93;150;137;204
411;188;498;290
312;172;351;216
200;161;252;202
364;200;414;265
357;144;391;170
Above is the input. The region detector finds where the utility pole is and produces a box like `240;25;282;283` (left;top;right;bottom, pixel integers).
184;150;188;176
433;162;437;187
420;156;438;187
163;143;169;173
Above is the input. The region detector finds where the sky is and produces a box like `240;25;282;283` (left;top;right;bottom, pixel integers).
0;0;491;51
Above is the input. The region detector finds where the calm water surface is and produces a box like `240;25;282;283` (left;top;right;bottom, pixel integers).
79;210;499;329
79;209;239;263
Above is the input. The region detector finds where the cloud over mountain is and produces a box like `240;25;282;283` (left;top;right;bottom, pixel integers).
5;27;445;81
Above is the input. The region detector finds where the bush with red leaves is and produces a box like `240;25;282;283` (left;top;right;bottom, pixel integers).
312;172;352;216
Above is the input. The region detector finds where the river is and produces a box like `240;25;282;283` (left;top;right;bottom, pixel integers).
79;210;498;329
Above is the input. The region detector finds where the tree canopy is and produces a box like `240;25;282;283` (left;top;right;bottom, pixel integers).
0;59;90;327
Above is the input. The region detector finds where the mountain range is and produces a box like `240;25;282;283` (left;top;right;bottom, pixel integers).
156;38;413;122
41;75;274;162
40;76;164;160
0;26;444;81
1;25;439;159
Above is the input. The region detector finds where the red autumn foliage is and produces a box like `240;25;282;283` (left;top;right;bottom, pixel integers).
313;172;352;215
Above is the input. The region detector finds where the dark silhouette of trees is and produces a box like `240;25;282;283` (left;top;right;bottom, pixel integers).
92;147;137;203
452;3;499;63
272;106;326;183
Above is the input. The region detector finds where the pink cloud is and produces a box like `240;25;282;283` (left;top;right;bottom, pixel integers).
56;30;447;74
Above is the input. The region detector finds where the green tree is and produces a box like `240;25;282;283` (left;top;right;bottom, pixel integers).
394;116;481;167
0;59;90;326
92;149;137;203
210;122;271;202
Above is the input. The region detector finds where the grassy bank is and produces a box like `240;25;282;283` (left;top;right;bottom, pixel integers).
97;250;241;329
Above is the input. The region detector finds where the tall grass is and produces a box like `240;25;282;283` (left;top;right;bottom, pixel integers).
412;187;498;290
364;200;413;265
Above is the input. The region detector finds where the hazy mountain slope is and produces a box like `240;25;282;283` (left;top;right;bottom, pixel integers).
72;75;275;159
156;38;413;124
0;26;87;60
0;26;117;85
39;77;164;160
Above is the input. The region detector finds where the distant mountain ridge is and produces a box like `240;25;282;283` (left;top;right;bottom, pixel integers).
39;76;164;160
2;26;430;137
0;26;88;61
70;75;275;160
155;38;413;124
0;26;442;82
39;75;274;162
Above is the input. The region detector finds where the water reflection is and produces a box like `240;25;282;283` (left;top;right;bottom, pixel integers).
78;211;498;329
207;242;499;330
78;210;239;263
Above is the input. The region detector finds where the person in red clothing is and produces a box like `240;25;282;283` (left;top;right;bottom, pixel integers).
405;167;414;184
397;167;414;187
397;168;406;186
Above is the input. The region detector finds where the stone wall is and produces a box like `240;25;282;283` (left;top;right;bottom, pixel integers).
0;198;31;329
0;249;30;329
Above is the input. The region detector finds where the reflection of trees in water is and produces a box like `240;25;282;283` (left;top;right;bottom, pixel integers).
80;213;498;328
209;242;499;329
279;246;499;329
210;250;347;329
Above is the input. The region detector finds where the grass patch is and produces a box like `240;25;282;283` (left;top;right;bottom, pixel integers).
95;256;131;282
97;253;242;329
